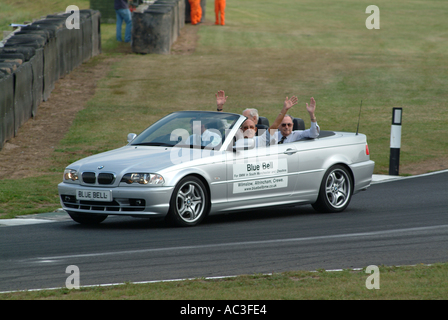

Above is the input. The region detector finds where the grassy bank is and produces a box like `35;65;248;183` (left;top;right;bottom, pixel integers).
1;0;447;300
1;0;447;216
55;0;448;173
2;263;448;299
0;0;89;31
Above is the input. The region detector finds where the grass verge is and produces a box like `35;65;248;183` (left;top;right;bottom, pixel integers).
0;0;89;31
1;0;447;215
0;2;447;299
1;263;447;299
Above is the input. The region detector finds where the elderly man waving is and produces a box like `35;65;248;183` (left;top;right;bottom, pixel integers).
240;96;299;147
274;97;320;144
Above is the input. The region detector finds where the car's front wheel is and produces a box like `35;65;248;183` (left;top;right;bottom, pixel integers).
67;211;108;225
167;176;210;227
312;165;353;213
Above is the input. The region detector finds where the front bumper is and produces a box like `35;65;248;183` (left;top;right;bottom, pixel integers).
58;183;174;217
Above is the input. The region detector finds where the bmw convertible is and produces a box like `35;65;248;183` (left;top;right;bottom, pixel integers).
58;111;375;226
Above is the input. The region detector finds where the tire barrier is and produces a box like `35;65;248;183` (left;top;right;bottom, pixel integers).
0;73;14;151
0;10;101;151
0;53;32;134
132;0;189;54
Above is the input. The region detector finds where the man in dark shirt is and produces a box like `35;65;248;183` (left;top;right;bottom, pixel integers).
115;0;132;43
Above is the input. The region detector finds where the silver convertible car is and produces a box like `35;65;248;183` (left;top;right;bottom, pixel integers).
58;111;375;226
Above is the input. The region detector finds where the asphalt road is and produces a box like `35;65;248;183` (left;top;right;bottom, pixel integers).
0;172;447;292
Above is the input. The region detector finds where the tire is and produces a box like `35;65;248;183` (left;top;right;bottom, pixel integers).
312;165;353;213
167;176;210;227
67;211;108;225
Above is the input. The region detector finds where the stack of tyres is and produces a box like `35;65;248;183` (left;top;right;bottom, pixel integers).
133;7;173;54
6;25;55;101
17;23;57;100
175;0;185;29
0;47;36;62
155;0;185;30
0;50;33;136
4;39;43;115
91;10;102;56
46;13;83;69
132;0;185;54
0;63;15;75
0;10;102;151
79;10;93;63
47;10;101;70
0;67;15;150
152;1;179;43
34;17;71;84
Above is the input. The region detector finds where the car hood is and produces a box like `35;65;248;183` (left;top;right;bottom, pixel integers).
68;145;207;174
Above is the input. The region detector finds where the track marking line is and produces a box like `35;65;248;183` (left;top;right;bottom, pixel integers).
28;224;448;262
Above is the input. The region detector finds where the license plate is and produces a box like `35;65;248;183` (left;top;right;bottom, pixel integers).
76;189;112;202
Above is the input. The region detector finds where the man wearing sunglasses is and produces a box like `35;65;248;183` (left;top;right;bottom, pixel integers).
275;97;320;144
240;96;299;147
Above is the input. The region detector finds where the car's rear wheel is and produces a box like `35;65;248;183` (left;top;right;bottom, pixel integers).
67;211;108;225
167;176;210;227
312;165;352;213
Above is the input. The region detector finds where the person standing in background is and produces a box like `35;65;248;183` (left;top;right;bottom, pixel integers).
215;0;226;25
189;0;202;25
115;0;132;42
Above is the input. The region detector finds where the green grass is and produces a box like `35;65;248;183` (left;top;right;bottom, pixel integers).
2;263;448;299
1;0;447;209
1;1;447;299
0;0;89;32
65;0;447;173
0;173;61;218
195;0;448;170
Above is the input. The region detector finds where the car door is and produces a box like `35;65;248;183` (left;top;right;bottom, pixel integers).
225;142;300;206
289;139;327;201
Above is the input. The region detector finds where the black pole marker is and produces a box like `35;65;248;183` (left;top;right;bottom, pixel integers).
389;108;402;176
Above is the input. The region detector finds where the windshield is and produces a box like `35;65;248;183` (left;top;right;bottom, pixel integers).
131;111;241;149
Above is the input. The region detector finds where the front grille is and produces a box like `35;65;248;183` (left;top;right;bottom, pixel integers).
82;172;96;184
98;173;115;184
61;195;145;212
81;172;115;184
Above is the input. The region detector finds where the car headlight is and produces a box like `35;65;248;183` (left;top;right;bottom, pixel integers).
121;173;165;185
64;169;79;181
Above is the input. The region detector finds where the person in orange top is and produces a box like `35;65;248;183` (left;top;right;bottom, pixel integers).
215;0;226;25
189;0;202;25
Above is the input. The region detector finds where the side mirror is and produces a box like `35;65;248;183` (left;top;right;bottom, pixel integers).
233;138;255;151
127;133;137;143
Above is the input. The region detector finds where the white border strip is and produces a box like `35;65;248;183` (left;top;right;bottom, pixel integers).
371;169;448;184
0;219;55;226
